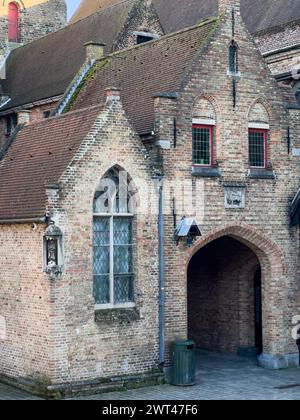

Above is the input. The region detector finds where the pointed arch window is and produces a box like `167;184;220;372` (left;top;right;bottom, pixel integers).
8;2;20;43
229;41;238;74
93;168;135;309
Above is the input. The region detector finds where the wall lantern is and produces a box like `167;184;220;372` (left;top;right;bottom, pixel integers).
44;222;63;277
174;217;202;247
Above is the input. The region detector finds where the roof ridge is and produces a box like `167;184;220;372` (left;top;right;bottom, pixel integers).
24;104;104;129
69;0;135;25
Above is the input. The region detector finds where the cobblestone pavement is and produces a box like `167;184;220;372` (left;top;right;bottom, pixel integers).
1;352;300;400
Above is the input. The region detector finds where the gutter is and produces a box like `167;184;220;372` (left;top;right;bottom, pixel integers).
262;43;300;58
156;176;165;366
0;216;46;225
275;69;300;82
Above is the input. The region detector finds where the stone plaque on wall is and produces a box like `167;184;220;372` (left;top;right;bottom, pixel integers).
224;186;246;209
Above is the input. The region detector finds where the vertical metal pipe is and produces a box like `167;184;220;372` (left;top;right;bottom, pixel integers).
158;177;165;365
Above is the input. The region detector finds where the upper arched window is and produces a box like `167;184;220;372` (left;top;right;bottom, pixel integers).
93;167;136;308
8;2;19;43
229;41;238;74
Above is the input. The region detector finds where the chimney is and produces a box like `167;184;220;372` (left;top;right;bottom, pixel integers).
84;42;106;61
18;110;31;125
105;87;121;102
219;0;240;15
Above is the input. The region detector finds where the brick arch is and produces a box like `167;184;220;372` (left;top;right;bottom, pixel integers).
91;163;140;212
185;223;286;277
247;97;273;125
4;0;25;9
184;223;287;355
192;93;219;121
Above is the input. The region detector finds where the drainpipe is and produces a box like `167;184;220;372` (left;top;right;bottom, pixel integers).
158;176;165;365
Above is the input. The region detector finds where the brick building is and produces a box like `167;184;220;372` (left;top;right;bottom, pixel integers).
0;0;299;397
1;0;300;149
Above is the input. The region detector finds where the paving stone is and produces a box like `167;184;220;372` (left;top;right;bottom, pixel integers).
1;352;299;400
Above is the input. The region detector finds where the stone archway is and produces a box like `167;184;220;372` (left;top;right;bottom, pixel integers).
187;236;262;356
183;224;287;362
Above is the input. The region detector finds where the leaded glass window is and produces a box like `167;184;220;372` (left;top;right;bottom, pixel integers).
192;125;213;166
229;41;238;74
93;168;135;308
249;129;267;168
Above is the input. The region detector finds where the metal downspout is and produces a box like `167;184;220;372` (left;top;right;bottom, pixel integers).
158;177;165;365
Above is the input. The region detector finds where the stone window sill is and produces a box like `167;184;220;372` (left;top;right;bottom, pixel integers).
192;166;221;178
247;168;276;180
95;307;140;324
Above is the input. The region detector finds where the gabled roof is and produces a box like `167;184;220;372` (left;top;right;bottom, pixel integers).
71;0;300;33
0;0;134;111
72;18;219;135
0;105;103;220
1;0;299;114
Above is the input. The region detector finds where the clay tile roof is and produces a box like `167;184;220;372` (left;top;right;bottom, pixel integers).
1;0;299;114
73;18;219;135
0;0;135;111
0;105;103;220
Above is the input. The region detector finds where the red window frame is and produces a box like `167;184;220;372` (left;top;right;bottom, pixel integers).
192;124;214;167
248;128;268;169
8;2;19;43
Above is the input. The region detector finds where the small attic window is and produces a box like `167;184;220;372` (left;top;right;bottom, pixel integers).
134;31;158;45
137;35;152;45
5;113;18;136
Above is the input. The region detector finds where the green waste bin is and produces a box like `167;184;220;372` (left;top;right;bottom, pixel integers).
171;340;196;386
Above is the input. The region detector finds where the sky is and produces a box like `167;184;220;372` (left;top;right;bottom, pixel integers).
66;0;82;20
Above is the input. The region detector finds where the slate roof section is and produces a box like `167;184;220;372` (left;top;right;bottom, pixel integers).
73;19;219;135
71;0;300;33
0;105;103;220
69;0;129;24
0;0;134;111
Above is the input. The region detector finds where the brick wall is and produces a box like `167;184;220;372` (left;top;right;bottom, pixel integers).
0;224;53;382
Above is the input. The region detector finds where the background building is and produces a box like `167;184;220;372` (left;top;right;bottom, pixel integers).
0;1;67;55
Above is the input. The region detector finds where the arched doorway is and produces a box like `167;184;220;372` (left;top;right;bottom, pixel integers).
187;236;263;356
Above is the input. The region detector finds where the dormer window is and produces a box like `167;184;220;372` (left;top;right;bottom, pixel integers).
5;114;18;136
133;31;159;45
8;2;20;43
